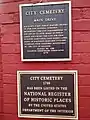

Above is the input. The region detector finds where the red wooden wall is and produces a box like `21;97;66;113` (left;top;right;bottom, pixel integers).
0;0;90;120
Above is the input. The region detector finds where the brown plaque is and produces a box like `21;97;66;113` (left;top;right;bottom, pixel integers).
17;70;78;119
19;1;72;61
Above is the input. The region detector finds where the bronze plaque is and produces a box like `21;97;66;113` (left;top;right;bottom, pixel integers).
19;1;71;61
17;70;78;119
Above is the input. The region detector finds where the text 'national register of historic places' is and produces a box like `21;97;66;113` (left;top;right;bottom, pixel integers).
17;70;78;119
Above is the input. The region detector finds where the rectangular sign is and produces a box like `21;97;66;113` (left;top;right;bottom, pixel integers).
17;70;78;119
19;1;72;61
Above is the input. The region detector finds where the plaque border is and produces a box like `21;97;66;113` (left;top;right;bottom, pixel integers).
19;1;72;61
17;70;78;119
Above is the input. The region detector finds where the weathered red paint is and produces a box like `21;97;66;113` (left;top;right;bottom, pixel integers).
0;0;90;120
